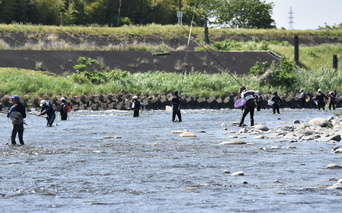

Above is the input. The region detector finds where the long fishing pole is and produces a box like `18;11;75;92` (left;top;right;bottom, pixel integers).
179;24;244;87
181;13;196;95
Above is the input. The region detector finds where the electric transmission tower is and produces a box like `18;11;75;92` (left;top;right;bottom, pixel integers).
288;7;294;30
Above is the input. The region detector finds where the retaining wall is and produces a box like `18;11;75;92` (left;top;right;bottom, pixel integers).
1;93;340;112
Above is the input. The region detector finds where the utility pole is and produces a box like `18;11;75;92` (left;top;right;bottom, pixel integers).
177;0;183;25
294;35;299;65
204;15;209;44
333;55;338;71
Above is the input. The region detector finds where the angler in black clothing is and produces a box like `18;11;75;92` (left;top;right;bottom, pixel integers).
7;95;26;145
328;90;338;110
299;89;308;108
131;96;143;117
314;89;328;110
238;87;256;127
38;100;56;126
255;91;265;111
271;92;282;114
170;91;182;122
59;97;69;120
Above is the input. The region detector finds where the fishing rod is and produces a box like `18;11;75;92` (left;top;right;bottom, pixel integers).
179;13;195;98
178;24;244;87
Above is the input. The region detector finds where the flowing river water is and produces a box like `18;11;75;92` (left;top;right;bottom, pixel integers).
1;108;342;212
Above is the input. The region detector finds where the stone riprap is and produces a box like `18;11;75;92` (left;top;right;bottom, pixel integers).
1;93;340;112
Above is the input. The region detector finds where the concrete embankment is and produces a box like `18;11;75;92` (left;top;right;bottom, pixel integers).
0;93;340;112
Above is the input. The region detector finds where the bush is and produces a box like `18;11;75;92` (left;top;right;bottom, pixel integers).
249;61;270;76
269;57;296;87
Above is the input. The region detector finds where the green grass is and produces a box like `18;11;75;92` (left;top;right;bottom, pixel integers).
2;67;341;99
1;23;341;39
0;24;341;98
1;24;341;71
269;44;342;71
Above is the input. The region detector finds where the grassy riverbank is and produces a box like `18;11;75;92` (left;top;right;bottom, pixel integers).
0;24;341;72
1;67;341;99
0;24;341;99
1;23;341;39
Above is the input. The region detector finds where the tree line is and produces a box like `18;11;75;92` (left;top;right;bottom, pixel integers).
0;0;276;29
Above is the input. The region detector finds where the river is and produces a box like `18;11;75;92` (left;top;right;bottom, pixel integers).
1;108;341;212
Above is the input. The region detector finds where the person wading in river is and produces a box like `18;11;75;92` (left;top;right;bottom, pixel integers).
328;90;338;110
299;89;308;108
271;92;282;114
238;86;256;127
131;96;143;117
170;91;183;122
59;97;71;120
313;89;328;110
38;100;56;126
7;95;26;146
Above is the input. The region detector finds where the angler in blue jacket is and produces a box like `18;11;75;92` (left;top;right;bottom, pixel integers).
38;100;56;126
7;95;26;145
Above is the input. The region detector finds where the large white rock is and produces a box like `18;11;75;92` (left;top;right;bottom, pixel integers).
220;140;246;145
308;118;331;127
253;125;269;131
179;131;196;137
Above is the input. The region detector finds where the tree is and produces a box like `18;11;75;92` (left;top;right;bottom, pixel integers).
214;0;275;29
319;22;342;30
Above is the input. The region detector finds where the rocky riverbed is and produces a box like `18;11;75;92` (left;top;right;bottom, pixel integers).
1;108;341;212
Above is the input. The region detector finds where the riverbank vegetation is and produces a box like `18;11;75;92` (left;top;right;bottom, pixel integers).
1;23;341;40
0;24;341;71
1;66;341;99
0;24;341;98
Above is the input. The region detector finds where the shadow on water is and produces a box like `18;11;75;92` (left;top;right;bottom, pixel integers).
1;108;342;212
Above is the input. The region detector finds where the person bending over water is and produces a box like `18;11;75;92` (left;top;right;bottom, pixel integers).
238;86;256;127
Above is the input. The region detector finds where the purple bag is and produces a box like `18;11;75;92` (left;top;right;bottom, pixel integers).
234;98;246;108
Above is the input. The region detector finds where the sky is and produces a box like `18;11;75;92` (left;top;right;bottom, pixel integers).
263;0;342;30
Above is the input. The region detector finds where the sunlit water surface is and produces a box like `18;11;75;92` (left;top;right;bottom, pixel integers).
1;108;342;212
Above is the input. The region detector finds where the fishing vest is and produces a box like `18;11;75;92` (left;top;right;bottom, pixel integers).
242;91;254;101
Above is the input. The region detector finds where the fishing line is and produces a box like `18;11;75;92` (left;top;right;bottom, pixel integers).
178;24;244;87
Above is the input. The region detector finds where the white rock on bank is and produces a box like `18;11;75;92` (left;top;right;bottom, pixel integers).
308;118;331;127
